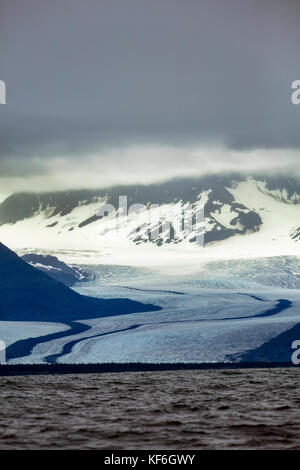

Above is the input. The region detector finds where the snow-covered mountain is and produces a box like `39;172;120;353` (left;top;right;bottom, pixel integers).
0;174;299;260
21;253;90;286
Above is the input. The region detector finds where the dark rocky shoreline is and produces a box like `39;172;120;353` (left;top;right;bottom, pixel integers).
0;362;298;376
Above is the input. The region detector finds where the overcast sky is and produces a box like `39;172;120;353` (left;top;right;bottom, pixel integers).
0;0;300;191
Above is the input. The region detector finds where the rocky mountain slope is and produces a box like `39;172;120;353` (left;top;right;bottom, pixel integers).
21;253;90;286
0;174;298;256
0;242;160;322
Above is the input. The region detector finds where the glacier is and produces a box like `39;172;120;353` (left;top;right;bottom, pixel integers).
0;173;299;364
3;257;300;364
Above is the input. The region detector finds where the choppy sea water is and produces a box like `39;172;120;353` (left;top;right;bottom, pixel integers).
0;368;300;450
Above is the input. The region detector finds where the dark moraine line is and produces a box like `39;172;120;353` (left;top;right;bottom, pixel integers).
45;297;293;363
7;296;292;363
46;319;209;364
223;298;292;321
236;293;267;302
6;322;92;362
45;323;143;363
250;299;292;318
116;286;186;295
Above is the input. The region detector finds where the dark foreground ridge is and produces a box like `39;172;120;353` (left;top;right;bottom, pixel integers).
0;242;161;321
0;362;298;376
231;322;300;362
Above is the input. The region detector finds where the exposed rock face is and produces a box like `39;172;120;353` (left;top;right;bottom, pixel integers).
0;174;298;249
21;253;89;286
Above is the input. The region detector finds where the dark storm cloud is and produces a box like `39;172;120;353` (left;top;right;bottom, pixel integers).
0;0;300;189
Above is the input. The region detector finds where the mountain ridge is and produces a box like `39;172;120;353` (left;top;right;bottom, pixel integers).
0;173;299;255
0;242;160;322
